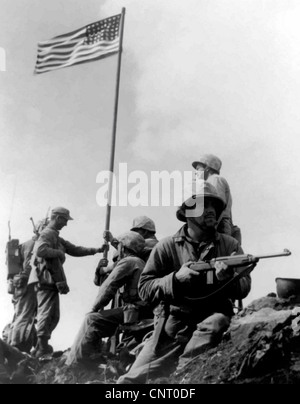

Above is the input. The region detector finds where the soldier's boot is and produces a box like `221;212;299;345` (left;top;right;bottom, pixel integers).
34;337;53;358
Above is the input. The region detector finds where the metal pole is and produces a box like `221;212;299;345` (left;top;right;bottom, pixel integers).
103;7;126;258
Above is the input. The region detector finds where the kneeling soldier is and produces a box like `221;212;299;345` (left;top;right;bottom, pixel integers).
117;180;251;384
67;231;150;366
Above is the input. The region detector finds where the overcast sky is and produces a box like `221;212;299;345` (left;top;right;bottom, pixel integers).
1;0;300;351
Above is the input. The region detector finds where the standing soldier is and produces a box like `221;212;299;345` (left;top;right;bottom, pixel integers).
9;219;48;353
29;207;106;358
192;154;242;244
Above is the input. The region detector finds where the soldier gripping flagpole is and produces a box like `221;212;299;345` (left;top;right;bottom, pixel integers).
103;7;126;259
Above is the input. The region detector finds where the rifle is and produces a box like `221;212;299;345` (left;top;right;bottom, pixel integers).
44;207;51;226
30;208;50;237
185;249;292;301
30;217;38;235
190;249;291;273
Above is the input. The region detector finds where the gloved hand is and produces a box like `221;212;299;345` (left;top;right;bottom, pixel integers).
56;281;70;295
98;258;109;268
103;231;119;248
214;261;234;282
103;230;114;243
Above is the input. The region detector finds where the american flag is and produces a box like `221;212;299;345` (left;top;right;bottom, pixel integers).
34;14;121;74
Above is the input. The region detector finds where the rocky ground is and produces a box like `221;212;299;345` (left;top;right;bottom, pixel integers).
170;295;300;385
4;295;300;384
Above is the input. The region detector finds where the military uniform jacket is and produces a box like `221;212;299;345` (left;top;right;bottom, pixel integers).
20;238;36;278
142;236;159;262
207;174;233;222
29;225;96;287
93;255;146;312
138;225;251;319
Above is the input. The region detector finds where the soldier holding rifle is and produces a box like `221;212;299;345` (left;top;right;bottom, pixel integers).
118;180;255;383
118;180;290;384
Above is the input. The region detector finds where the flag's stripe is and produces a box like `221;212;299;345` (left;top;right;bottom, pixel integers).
36;45;119;69
37;41;86;58
37;42;118;65
38;38;87;53
36;41;119;65
37;39;117;58
35;49;118;74
38;28;86;47
38;43;86;55
36;41;119;66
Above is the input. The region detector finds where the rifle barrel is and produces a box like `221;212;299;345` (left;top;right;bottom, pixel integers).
30;217;37;233
257;249;291;260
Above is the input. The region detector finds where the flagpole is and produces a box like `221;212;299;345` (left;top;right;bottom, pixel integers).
103;7;126;258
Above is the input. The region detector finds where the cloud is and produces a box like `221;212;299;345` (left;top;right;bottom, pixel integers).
104;0;300;164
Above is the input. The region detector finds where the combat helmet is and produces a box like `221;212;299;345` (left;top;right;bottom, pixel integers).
192;154;222;174
117;231;145;255
131;216;156;233
176;179;226;222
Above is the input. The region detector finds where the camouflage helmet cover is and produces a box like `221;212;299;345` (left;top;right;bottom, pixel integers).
117;231;145;255
131;216;156;233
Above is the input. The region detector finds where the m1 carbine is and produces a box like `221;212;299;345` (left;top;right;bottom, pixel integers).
189;249;292;273
185;249;292;301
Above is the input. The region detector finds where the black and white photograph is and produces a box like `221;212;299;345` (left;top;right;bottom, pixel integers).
0;0;299;387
